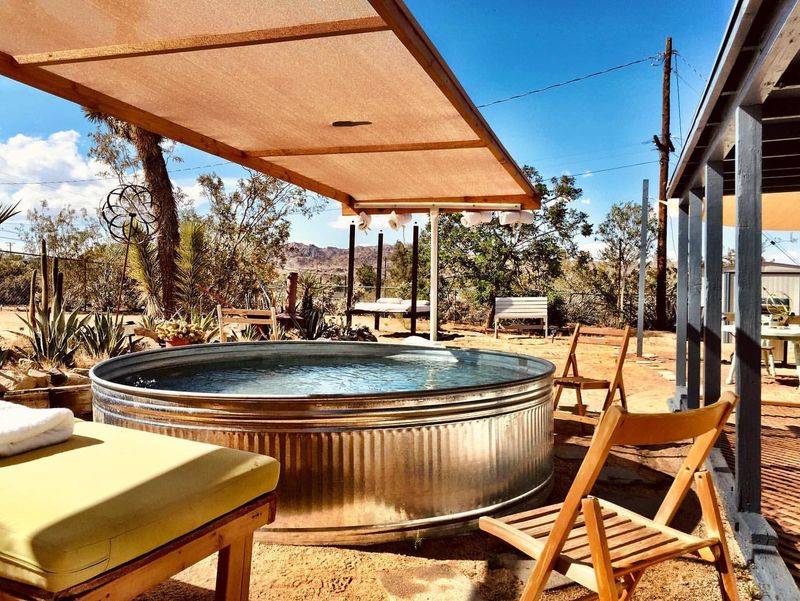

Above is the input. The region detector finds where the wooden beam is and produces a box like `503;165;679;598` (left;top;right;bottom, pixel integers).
367;0;540;206
13;17;390;66
687;188;703;410
704;161;724;406
246;139;485;157
0;52;354;205
735;104;762;514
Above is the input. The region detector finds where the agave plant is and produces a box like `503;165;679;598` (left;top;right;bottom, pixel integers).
291;307;328;340
80;312;130;359
20;303;91;367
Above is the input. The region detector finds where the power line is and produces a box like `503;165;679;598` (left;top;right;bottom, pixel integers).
477;52;663;108
567;160;659;178
0;160;233;186
673;52;684;151
675;52;708;83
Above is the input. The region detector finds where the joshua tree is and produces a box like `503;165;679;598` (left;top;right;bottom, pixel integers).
84;111;179;313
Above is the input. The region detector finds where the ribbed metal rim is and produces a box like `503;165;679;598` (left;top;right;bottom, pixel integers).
90;341;555;404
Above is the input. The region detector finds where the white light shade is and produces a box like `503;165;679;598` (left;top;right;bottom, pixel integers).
517;211;534;224
499;211;521;225
460;212;483;227
357;211;371;232
388;211;412;230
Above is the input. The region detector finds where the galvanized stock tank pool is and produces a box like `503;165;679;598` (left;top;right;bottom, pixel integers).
90;341;554;544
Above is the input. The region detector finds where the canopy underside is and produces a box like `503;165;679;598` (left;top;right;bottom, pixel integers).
0;0;539;214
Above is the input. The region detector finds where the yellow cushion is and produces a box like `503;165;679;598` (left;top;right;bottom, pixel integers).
0;421;279;592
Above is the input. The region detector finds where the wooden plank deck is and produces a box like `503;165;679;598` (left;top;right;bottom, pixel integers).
719;403;800;583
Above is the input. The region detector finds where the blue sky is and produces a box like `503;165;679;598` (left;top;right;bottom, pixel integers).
0;1;742;256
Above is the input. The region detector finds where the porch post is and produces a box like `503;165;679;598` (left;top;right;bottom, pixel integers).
636;179;649;357
735;104;762;514
674;194;689;409
429;208;440;342
704;161;724;405
346;222;356;328
687;188;703;409
374;231;383;330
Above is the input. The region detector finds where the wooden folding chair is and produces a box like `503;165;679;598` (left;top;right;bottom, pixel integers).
480;391;740;601
553;325;633;418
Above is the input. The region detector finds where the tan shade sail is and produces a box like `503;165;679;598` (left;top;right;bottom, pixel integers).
722;192;800;231
0;0;538;214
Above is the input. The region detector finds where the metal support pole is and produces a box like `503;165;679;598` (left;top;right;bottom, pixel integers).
636;179;649;357
687;188;703;409
374;231;383;331
346;222;355;328
704;161;724;405
674;195;689;409
410;224;419;336
735;104;762;514
429;208;440;342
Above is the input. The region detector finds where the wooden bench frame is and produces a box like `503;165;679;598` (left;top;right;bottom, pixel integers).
0;492;277;601
493;296;548;338
553;324;632;420
480;393;740;601
217;305;275;342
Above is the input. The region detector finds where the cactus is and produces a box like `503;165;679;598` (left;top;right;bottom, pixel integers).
40;239;49;315
28;239;66;316
28;269;37;324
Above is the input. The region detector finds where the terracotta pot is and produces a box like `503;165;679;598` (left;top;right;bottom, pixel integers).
166;337;191;347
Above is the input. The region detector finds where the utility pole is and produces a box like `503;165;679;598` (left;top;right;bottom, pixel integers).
654;37;673;330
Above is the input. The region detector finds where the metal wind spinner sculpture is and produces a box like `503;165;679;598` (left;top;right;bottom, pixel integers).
100;184;158;319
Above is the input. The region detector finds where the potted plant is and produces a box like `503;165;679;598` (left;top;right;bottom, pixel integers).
155;319;205;347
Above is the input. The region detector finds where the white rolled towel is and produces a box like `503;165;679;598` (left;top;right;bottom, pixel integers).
461;211;494;228
0;401;74;457
357;211;371;232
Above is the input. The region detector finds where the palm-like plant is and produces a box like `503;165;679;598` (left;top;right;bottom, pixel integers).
129;225;163;318
176;220;209;313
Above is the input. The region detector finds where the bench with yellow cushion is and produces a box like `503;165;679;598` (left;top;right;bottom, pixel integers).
0;420;279;600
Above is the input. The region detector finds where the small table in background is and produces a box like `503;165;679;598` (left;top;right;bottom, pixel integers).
723;323;800;388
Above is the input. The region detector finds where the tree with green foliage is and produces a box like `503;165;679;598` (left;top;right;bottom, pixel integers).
356;264;376;289
596;200;657;321
437;165;591;326
199;170;323;304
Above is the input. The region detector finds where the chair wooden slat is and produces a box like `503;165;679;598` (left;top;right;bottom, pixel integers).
217;304;275;342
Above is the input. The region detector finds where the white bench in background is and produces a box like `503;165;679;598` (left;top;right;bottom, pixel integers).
494;296;548;338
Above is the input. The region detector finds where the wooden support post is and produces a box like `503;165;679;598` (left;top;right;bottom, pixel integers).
374;231;383;330
346;223;355;328
675;194;689;409
286;272;298;315
687;187;703;409
636;179;649;357
735;104;762;514
430;208;440;342
410;224;419;336
704;161;724;405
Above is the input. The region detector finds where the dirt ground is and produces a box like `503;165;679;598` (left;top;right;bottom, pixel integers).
2;310;778;599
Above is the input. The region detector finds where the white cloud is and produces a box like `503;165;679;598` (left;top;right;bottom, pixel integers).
582;171;594;178
578;239;605;258
580;198;591;205
0;130;109;216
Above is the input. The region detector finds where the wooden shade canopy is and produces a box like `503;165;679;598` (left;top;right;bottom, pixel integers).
0;0;539;215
